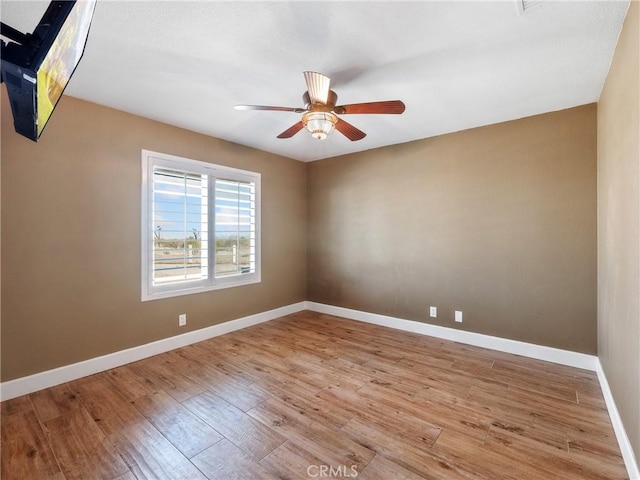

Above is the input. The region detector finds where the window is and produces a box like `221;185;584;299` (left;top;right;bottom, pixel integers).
141;150;260;301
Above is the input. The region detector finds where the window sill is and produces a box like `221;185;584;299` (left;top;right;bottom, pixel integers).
141;275;261;302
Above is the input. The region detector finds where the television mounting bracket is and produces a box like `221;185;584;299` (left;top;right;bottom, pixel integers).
1;22;30;46
1;22;32;84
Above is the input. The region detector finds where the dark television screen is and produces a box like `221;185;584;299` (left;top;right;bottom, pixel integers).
1;0;96;142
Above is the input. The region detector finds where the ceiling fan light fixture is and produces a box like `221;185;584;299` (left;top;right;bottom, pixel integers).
302;111;338;140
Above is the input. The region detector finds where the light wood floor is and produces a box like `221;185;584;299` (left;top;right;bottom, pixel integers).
1;311;628;479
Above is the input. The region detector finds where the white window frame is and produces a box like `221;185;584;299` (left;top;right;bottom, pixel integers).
141;150;261;301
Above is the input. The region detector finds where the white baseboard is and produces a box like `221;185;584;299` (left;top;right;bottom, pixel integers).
306;302;598;370
2;300;637;480
0;301;307;402
306;301;639;479
596;360;640;480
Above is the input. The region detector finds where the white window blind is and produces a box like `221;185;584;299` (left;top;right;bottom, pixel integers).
214;178;256;278
152;168;209;286
141;150;260;301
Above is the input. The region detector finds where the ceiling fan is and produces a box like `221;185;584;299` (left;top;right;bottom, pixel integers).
234;71;406;141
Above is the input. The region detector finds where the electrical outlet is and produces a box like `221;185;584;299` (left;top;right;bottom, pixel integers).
178;314;187;326
455;311;463;323
430;306;437;318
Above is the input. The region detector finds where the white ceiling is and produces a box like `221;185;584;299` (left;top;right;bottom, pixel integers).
1;1;630;162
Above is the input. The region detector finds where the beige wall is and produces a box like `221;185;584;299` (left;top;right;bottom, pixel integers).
598;0;640;463
1;93;307;382
0;92;600;377
308;104;597;354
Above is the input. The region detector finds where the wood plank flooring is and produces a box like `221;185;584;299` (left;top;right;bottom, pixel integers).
0;311;629;479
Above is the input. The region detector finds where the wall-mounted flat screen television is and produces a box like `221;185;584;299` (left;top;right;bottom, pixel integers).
1;0;97;142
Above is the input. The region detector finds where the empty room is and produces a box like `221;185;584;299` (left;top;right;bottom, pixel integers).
1;1;638;479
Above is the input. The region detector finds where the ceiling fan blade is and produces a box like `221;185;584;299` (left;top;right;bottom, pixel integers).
277;121;305;139
303;71;331;105
235;105;305;113
334;118;366;141
334;100;406;115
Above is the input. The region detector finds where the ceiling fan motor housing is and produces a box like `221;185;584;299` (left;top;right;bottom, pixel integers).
303;90;338;111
